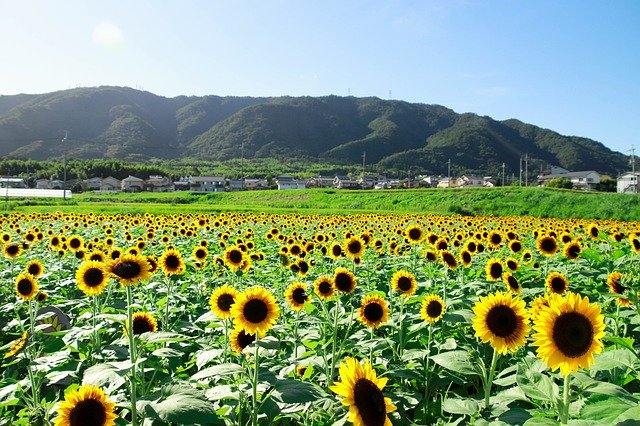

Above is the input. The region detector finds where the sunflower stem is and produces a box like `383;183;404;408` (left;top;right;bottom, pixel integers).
484;347;499;411
26;299;41;415
423;323;433;423
369;326;374;365
328;298;341;387
92;294;100;360
126;285;139;426
164;275;172;331
223;318;229;364
560;374;571;424
251;334;260;426
397;297;405;358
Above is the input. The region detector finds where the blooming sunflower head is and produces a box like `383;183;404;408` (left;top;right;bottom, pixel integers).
76;261;108;296
405;225;423;243
159;248;186;276
108;254;152;286
4;331;28;359
440;250;458;270
285;281;310;311
329;357;397;426
3;242;22;259
224;245;247;271
532;292;606;376
536;235;558;257
53;384;117;426
334;268;357;294
606;272;631;306
546;271;569;295
358;295;389;329
485;258;504;281
503;272;521;295
15;273;39;301
344;236;366;259
209;284;238;319
25;259;44;278
230;286;280;335
314;275;335;300
472;291;530;355
421;294;446;324
230;326;256;354
390;270;417;297
563;241;582;260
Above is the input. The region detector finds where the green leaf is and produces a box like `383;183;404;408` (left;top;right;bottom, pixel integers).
430;350;482;377
195;348;223;369
572;373;638;401
442;397;479;416
151;347;184;358
145;387;224;425
581;397;636;422
590;349;640;372
140;332;190;344
604;336;636;352
522;417;560;426
516;363;558;402
191;363;244;381
272;379;323;404
613;405;640;423
82;362;130;390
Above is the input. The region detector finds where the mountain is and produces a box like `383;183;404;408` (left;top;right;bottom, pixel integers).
0;86;629;176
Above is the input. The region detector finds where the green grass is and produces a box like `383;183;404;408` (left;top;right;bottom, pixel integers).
5;187;640;221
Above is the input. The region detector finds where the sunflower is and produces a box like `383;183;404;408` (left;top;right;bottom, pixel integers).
108;254;152;286
285;281;310;310
459;250;472;268
314;275;335;300
606;272;631;306
334;268;357;294
485;258;504;281
530;293;563;322
53;383;117;426
440;250;458;269
390;270;417;297
536;235;558;256
563;241;582;260
87;250;106;262
503;272;521;294
329;242;344;259
421;294;446;324
472;291;530;355
15;273;38;301
4;331;28;359
25;259;44;277
521;249;534;264
3;242;22;259
230;327;256;354
330;357;397;426
124;312;158;335
509;240;522;254
231;286;280;335
76;261;109;296
159;248;186;275
67;235;84;252
546;271;569;295
208;284;238;319
344;236;366;259
532;292;606;376
629;234;640;254
505;257;519;271
405;225;423;243
192;245;208;263
224;245;246;271
587;224;599;239
358;295;389;328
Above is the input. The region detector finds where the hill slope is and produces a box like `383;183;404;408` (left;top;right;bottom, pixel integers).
0;86;628;175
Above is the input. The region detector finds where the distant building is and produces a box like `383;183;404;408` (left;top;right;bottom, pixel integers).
100;176;121;192
617;172;640;193
84;177;103;190
0;177;28;188
36;179;51;189
121;175;145;192
333;175;360;189
538;170;600;191
146;175;173;192
306;176;334;188
275;176;306;190
244;178;269;190
190;176;226;192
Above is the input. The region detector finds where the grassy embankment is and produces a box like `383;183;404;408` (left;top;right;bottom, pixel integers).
5;186;640;221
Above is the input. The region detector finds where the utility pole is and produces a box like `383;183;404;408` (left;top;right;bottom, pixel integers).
240;142;244;191
447;159;451;187
502;162;506;187
362;151;366;179
519;156;523;186
630;145;636;193
62;131;68;200
524;153;529;187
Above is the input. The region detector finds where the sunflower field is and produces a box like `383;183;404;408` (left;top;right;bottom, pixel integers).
1;211;640;426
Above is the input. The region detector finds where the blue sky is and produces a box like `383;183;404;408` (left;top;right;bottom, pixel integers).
1;0;638;154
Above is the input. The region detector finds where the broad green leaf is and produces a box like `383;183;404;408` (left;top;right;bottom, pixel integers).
191;363;244;381
272;379;323;404
82;362;130;390
590;349;640;372
442;397;479;416
140;332;190;344
431;350;482;377
195;348;223;369
151;347;184;358
581;397;636;423
145;391;223;424
516;364;558;402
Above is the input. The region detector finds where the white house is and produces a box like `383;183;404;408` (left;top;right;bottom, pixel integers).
333;175;360;189
538;170;601;191
275;176;306;190
121;175;145;192
458;175;485;187
190;176;226;192
146;175;173;192
617;172;640;193
244;178;269;190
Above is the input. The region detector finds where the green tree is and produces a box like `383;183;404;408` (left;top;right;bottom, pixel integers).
544;177;573;189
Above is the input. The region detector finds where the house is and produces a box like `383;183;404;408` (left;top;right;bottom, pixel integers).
306;176;334;188
333;175;360;189
617;172;640;193
437;178;454;188
244;178;269;190
121;175;145;192
228;179;244;192
49;180;65;190
84;177;103;191
100;176;121;192
538;170;601;191
0;177;28;188
146;175;173;192
275;176;306;190
173;177;191;191
419;176;440;188
190;176;226;192
458;175;485;187
36;179;51;189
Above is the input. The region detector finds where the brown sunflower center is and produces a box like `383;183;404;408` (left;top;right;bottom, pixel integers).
462;252;471;264
506;275;520;291
510;241;522;253
540;238;557;253
195;249;206;259
550;277;567;293
318;281;332;295
70;239;81;249
165;254;181;269
243;299;268;323
491;234;502;245
489;262;503;279
236;329;255;350
633;238;640;251
228;249;243;264
69;398;107;426
486;305;518;338
353;378;387;426
567;244;580;258
396;276;412;292
408;228;422;241
292;287;308;305
6;244;19;255
552;312;594;358
363;302;384;322
335;273;354;292
443;252;457;267
83;268;105;287
332;245;342;257
17;278;34;296
217;293;235;312
426;300;443;319
133;317;154;335
27;264;41;275
112;261;141;279
347;240;362;254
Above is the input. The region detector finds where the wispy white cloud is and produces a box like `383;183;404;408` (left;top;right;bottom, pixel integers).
92;22;124;51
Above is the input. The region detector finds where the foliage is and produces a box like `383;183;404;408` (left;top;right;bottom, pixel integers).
544;178;573;189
